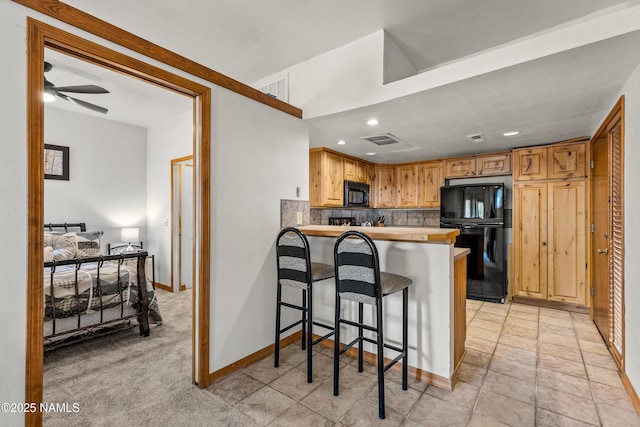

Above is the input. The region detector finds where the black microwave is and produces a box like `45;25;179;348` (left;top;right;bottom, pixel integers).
344;180;370;207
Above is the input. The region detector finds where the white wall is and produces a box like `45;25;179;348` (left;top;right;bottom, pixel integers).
621;63;640;397
146;109;193;286
44;107;148;248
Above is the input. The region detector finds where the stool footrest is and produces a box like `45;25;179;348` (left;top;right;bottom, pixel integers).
340;337;361;355
280;301;304;311
383;343;402;353
313;329;335;346
279;319;303;334
339;318;377;333
384;352;405;373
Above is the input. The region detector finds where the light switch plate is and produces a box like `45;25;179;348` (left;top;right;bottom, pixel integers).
296;212;303;225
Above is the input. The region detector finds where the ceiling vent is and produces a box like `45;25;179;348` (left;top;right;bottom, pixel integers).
468;133;485;144
361;133;403;146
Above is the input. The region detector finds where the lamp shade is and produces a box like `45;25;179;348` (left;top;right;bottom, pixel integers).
121;227;139;243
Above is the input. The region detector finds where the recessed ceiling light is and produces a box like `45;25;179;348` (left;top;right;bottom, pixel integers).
43;92;55;103
503;131;520;137
365;152;377;156
366;119;379;126
337;140;346;145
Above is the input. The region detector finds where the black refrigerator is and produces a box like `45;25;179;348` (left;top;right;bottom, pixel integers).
440;183;507;303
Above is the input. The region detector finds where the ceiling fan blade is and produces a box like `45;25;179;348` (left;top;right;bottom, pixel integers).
56;92;108;114
52;84;110;94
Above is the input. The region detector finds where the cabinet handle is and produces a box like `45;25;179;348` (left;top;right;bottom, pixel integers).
597;248;608;255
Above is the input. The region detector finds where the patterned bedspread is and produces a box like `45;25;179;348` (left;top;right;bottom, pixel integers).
44;260;162;326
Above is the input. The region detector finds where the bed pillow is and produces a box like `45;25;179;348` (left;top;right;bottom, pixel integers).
43;246;54;263
44;232;78;261
76;230;102;257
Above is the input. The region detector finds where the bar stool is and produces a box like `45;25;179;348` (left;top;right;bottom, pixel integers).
333;231;413;419
275;227;335;383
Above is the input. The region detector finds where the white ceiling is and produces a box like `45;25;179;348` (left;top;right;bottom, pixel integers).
47;0;640;161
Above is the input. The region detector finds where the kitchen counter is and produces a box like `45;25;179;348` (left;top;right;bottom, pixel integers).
296;225;459;244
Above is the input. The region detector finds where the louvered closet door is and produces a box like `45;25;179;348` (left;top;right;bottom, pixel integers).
609;118;624;366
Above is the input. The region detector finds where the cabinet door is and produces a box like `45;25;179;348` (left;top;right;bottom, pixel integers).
323;151;344;206
477;153;511;176
513;148;547;181
513;183;548;299
396;164;419;207
548;143;587;179
374;166;396;207
343;157;356;182
445;157;476;178
547;181;587;305
417;161;444;208
356;161;367;183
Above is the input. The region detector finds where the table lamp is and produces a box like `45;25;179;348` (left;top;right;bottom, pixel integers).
121;227;139;252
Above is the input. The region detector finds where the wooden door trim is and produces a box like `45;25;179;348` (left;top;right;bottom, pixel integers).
171;155;195;293
12;0;302;119
26;19;211;426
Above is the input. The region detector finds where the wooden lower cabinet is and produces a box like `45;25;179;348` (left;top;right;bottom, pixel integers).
513;180;588;306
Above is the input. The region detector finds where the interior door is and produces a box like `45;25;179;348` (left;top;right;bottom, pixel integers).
591;132;610;342
180;163;194;289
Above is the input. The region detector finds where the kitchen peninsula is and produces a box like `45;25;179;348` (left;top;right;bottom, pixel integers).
296;225;468;389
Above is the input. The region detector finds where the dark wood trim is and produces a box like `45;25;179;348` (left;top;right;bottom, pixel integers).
26;18;212;425
170;155;194;296
512;296;590;314
622;372;640;415
209;332;302;384
11;0;302;119
154;282;173;293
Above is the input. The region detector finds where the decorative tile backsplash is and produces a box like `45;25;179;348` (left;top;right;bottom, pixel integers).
280;200;310;228
311;208;440;227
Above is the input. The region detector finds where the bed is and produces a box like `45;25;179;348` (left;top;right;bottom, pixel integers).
44;223;162;349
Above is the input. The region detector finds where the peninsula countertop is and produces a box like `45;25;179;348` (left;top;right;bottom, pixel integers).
296;225;460;244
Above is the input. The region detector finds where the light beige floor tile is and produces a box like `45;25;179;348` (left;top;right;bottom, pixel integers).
498;333;538;352
479;305;510;317
537;368;592;399
244;355;295;384
268;402;333;427
236;385;296;426
469;318;503;333
269;366;325;401
572;321;600;333
406;394;472;426
539;315;574;328
462;348;493;369
493;343;537;366
483;370;536;404
539;332;579;349
206;371;266;404
507;310;539;321
509;303;539;314
277;343;310;367
578;339;609;355
540;307;572;319
538;341;582;361
466;309;478;324
383;367;429;393
570;312;592;324
474;390;535;427
535;408;598;426
537;385;599;425
539;322;576;337
467;325;501;342
501;323;539;340
300;382;360;423
364;381;422;415
465;335;498;354
340;398;405;426
466;300;484;310
596;402;640;427
537;353;587;379
582;350;618;371
504;316;538;331
488;355;536;382
425;381;479;409
575;328;606;343
585;364;624;389
467;413;512;427
335;365;378;397
455;362;487;387
475;311;507;324
591;382;637;412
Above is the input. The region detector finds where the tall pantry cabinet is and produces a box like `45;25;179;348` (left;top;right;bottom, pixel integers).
512;140;589;307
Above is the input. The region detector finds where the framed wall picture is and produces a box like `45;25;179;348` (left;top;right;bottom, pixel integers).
44;144;69;180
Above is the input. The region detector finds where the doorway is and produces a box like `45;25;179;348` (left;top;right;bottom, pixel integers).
590;96;625;370
26;18;212;425
172;156;194;292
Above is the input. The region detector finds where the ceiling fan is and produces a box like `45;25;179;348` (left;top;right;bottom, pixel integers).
44;61;110;114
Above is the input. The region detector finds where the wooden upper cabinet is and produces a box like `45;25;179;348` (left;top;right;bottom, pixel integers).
548;142;587;179
513;147;547;181
356;162;367;183
309;149;343;207
374;165;396;208
396;164;419;207
477;153;511;176
417;161;444;208
344;157;368;183
445;157;476;178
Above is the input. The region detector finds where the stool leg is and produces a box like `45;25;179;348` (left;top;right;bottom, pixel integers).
274;283;282;368
301;289;307;350
376;298;385;419
333;295;341;396
307;285;313;383
358;302;364;373
402;287;408;390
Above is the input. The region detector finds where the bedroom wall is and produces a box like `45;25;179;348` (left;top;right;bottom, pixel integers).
44;107;148;249
146;109;193;288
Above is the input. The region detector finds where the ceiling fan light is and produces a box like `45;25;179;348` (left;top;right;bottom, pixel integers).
43;92;55;103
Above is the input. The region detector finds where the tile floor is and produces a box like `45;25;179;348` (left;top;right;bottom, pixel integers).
206;300;640;426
